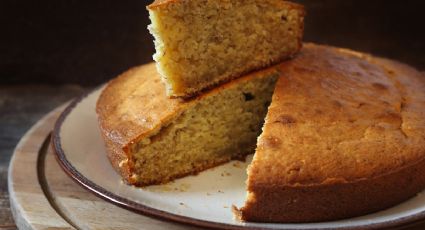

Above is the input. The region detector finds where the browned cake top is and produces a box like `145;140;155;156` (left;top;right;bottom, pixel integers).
148;0;304;10
250;43;425;187
96;63;187;148
96;62;279;151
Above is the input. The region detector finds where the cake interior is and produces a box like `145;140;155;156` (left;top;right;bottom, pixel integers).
129;71;279;185
148;0;302;96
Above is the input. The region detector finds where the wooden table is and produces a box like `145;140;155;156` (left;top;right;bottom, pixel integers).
0;85;86;229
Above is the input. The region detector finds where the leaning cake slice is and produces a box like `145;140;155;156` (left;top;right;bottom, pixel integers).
147;0;304;97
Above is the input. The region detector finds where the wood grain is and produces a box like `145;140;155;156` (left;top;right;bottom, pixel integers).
0;84;86;228
1;167;15;229
43;146;197;230
8;107;72;229
8;105;199;229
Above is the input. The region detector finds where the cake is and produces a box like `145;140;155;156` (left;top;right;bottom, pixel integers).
97;44;425;222
96;62;280;186
236;43;425;222
147;0;305;98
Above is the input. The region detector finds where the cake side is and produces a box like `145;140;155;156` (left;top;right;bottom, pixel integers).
238;44;425;222
237;156;425;222
96;62;281;186
147;0;304;97
96;63;187;184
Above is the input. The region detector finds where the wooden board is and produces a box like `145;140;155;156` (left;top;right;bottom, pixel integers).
8;106;198;230
7;104;425;230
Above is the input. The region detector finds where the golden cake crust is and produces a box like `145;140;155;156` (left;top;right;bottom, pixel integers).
148;0;304;11
238;43;425;222
96;62;279;185
96;63;186;183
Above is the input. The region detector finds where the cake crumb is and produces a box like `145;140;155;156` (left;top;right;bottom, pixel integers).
178;183;191;192
233;162;242;168
221;171;232;177
147;185;174;192
179;202;189;208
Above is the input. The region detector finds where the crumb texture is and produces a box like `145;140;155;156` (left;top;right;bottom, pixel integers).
96;62;279;185
148;0;304;97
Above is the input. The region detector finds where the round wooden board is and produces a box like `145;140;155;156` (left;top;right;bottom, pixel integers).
7;104;425;230
8;105;198;230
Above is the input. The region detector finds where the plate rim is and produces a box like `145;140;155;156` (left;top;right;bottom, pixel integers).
51;87;425;230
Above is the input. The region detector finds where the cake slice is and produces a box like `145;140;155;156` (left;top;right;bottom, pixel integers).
96;62;280;186
147;0;305;98
236;44;425;222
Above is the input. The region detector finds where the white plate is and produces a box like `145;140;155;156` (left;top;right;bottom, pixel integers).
53;87;425;229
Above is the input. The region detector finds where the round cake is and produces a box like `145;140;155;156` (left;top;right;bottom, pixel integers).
97;43;425;222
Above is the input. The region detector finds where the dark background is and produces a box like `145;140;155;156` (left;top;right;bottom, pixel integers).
0;1;424;228
1;0;424;86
